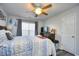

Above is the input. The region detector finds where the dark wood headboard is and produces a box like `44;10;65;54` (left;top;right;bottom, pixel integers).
0;26;7;30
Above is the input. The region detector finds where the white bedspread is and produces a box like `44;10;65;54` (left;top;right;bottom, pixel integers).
0;36;56;56
32;36;56;56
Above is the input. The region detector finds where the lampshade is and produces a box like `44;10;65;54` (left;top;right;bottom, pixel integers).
0;20;6;26
7;25;13;31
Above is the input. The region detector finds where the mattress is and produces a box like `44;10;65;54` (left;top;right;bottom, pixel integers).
0;36;56;56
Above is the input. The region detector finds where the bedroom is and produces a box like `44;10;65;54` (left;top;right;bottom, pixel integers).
0;3;79;56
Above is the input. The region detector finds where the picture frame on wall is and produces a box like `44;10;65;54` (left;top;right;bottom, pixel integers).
13;18;17;26
6;17;17;27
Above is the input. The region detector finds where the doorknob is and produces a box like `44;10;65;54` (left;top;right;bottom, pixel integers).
72;36;75;38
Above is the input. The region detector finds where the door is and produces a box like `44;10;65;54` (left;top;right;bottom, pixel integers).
61;13;76;54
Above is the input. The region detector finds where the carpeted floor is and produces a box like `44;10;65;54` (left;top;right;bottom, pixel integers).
56;49;75;56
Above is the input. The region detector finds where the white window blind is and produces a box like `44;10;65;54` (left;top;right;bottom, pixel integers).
22;22;35;36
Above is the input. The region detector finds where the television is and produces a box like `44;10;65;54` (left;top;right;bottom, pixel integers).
41;27;49;33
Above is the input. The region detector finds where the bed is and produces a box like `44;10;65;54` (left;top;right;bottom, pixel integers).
0;30;56;56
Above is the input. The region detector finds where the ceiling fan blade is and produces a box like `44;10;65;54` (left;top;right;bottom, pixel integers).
42;4;52;9
42;12;48;15
31;3;36;7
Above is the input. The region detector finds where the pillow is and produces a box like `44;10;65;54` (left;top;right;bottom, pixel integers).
5;30;14;40
0;30;8;44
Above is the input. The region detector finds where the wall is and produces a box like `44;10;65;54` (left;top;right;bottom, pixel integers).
44;14;62;49
0;6;7;17
75;7;79;55
44;5;79;55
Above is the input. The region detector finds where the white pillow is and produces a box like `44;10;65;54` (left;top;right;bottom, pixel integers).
5;30;13;35
0;30;8;44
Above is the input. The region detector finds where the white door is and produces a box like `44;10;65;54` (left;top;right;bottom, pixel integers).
61;13;76;54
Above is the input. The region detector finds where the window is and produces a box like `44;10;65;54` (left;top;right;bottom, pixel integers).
22;22;35;36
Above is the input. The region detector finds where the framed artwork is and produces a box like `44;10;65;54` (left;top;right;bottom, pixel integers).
6;17;18;36
6;17;17;27
12;18;17;26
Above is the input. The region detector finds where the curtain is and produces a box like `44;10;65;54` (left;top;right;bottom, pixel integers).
35;21;38;35
17;19;22;36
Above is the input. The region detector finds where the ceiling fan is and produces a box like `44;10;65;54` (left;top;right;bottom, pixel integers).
30;3;52;17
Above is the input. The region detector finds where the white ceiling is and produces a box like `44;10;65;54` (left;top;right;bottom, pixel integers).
0;3;79;21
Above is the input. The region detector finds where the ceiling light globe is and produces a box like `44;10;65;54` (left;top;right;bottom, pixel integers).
35;8;42;15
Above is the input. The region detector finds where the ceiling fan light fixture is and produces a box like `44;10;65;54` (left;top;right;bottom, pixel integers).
34;7;42;15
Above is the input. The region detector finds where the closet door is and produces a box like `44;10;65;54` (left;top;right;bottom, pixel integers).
61;13;76;54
